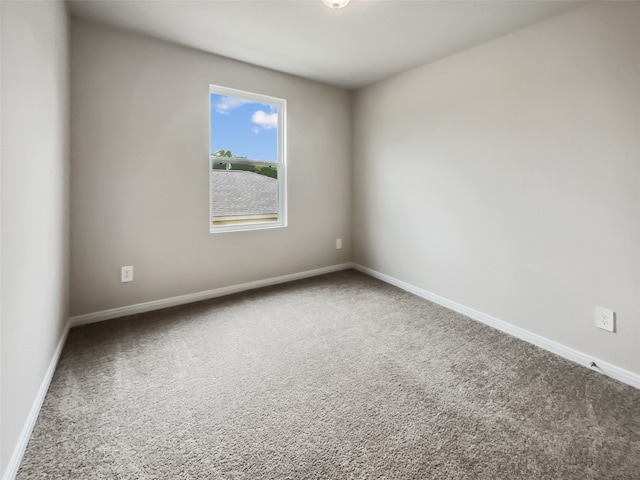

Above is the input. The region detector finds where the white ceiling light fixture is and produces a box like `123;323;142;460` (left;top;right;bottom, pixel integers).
322;0;350;10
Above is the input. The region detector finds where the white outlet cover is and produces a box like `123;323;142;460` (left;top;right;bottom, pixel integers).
594;306;614;332
121;265;134;283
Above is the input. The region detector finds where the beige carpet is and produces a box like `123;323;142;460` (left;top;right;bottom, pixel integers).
17;270;640;479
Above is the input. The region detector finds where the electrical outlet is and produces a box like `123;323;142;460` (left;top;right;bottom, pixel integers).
336;238;342;250
121;265;134;283
594;306;614;332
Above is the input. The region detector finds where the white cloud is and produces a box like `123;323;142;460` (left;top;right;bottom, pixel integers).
214;96;252;114
251;110;278;130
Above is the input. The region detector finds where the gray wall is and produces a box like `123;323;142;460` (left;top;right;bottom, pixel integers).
1;1;70;476
353;2;640;374
70;20;352;317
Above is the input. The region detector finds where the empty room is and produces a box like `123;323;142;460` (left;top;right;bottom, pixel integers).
1;0;639;478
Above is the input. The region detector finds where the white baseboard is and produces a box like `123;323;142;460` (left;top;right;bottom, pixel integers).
352;264;640;390
3;320;71;480
70;263;355;327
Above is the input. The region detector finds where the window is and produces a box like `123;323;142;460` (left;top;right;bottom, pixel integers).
209;85;286;233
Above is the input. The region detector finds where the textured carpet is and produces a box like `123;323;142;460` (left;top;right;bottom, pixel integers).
17;270;640;479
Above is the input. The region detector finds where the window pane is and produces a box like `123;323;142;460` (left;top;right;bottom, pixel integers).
210;169;278;226
210;93;278;162
209;87;285;231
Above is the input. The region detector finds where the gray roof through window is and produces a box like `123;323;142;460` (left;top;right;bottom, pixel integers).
210;170;277;217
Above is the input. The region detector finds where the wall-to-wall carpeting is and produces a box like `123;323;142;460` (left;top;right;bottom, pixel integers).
17;270;640;479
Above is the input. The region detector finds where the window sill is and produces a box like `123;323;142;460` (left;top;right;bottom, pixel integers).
210;220;287;234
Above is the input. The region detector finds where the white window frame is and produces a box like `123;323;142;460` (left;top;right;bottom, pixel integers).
209;84;287;233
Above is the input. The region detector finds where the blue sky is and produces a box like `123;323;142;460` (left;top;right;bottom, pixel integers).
210;93;278;161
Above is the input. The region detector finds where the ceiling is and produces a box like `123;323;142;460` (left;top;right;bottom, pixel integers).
67;0;587;89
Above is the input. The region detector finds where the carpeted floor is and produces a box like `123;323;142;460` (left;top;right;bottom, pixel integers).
17;270;640;479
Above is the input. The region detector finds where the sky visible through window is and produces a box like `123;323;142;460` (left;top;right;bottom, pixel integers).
210;93;278;162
